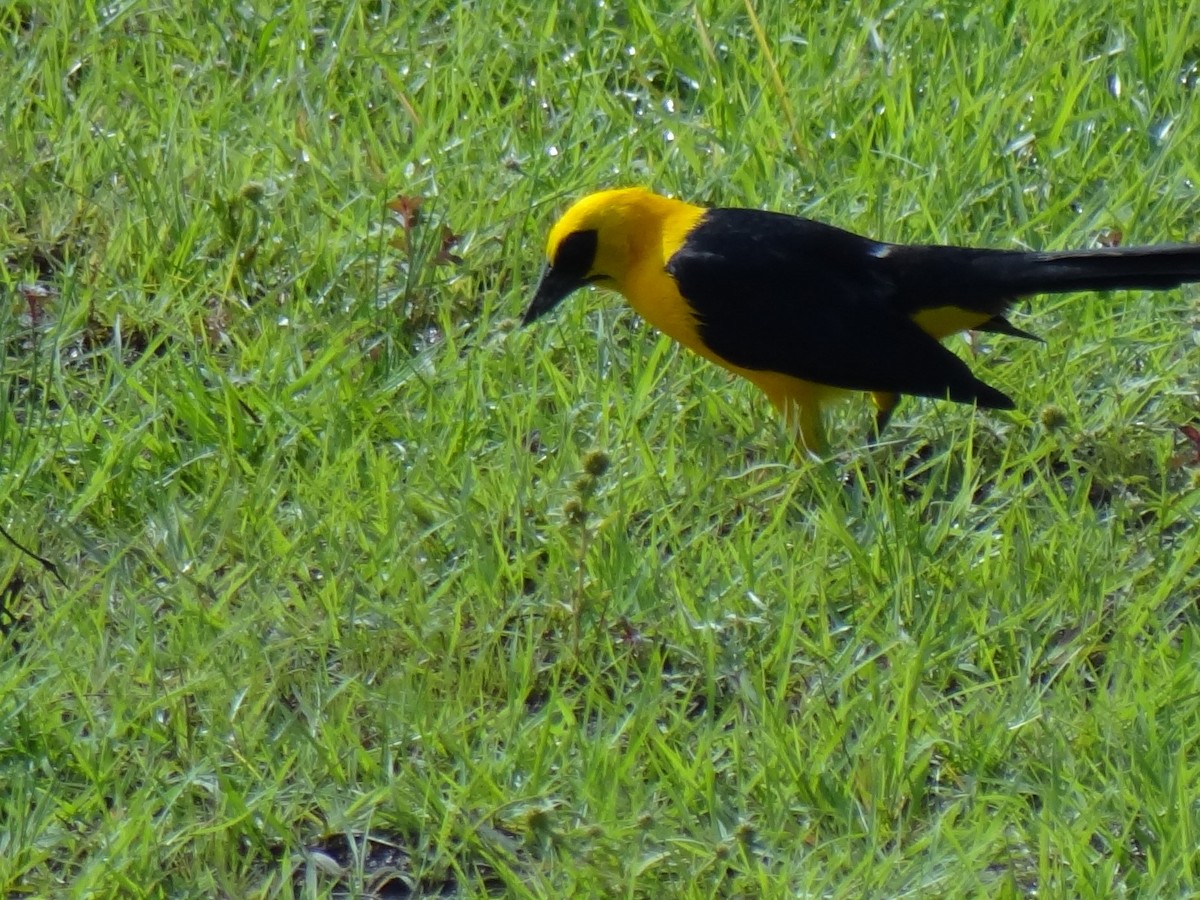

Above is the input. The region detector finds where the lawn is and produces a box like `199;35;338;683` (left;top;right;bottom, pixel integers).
2;0;1199;895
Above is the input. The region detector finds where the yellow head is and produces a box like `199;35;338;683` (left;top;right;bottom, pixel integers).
522;188;662;325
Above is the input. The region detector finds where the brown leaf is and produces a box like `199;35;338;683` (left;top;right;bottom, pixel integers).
435;225;463;266
18;282;56;328
1170;423;1200;468
386;194;423;232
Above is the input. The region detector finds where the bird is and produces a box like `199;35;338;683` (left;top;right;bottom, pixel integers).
523;188;1200;455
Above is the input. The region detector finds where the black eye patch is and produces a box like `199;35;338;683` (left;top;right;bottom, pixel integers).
553;229;599;278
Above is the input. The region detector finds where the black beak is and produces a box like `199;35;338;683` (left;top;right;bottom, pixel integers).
522;265;588;326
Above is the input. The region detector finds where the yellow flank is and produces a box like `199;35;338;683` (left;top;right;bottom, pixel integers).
912;306;992;340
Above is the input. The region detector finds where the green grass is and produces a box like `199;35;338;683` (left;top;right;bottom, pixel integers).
2;0;1199;895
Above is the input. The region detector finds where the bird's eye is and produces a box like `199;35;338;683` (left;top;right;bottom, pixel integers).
554;230;599;278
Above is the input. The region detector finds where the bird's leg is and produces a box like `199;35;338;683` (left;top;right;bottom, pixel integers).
869;391;899;445
794;402;828;460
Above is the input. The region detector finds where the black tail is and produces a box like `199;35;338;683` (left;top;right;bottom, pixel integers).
988;244;1200;295
890;242;1200;315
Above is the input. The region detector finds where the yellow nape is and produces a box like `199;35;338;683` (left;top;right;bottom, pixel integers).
544;188;703;274
544;188;661;259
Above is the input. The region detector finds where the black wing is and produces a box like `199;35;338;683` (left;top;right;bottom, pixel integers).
666;208;1015;408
